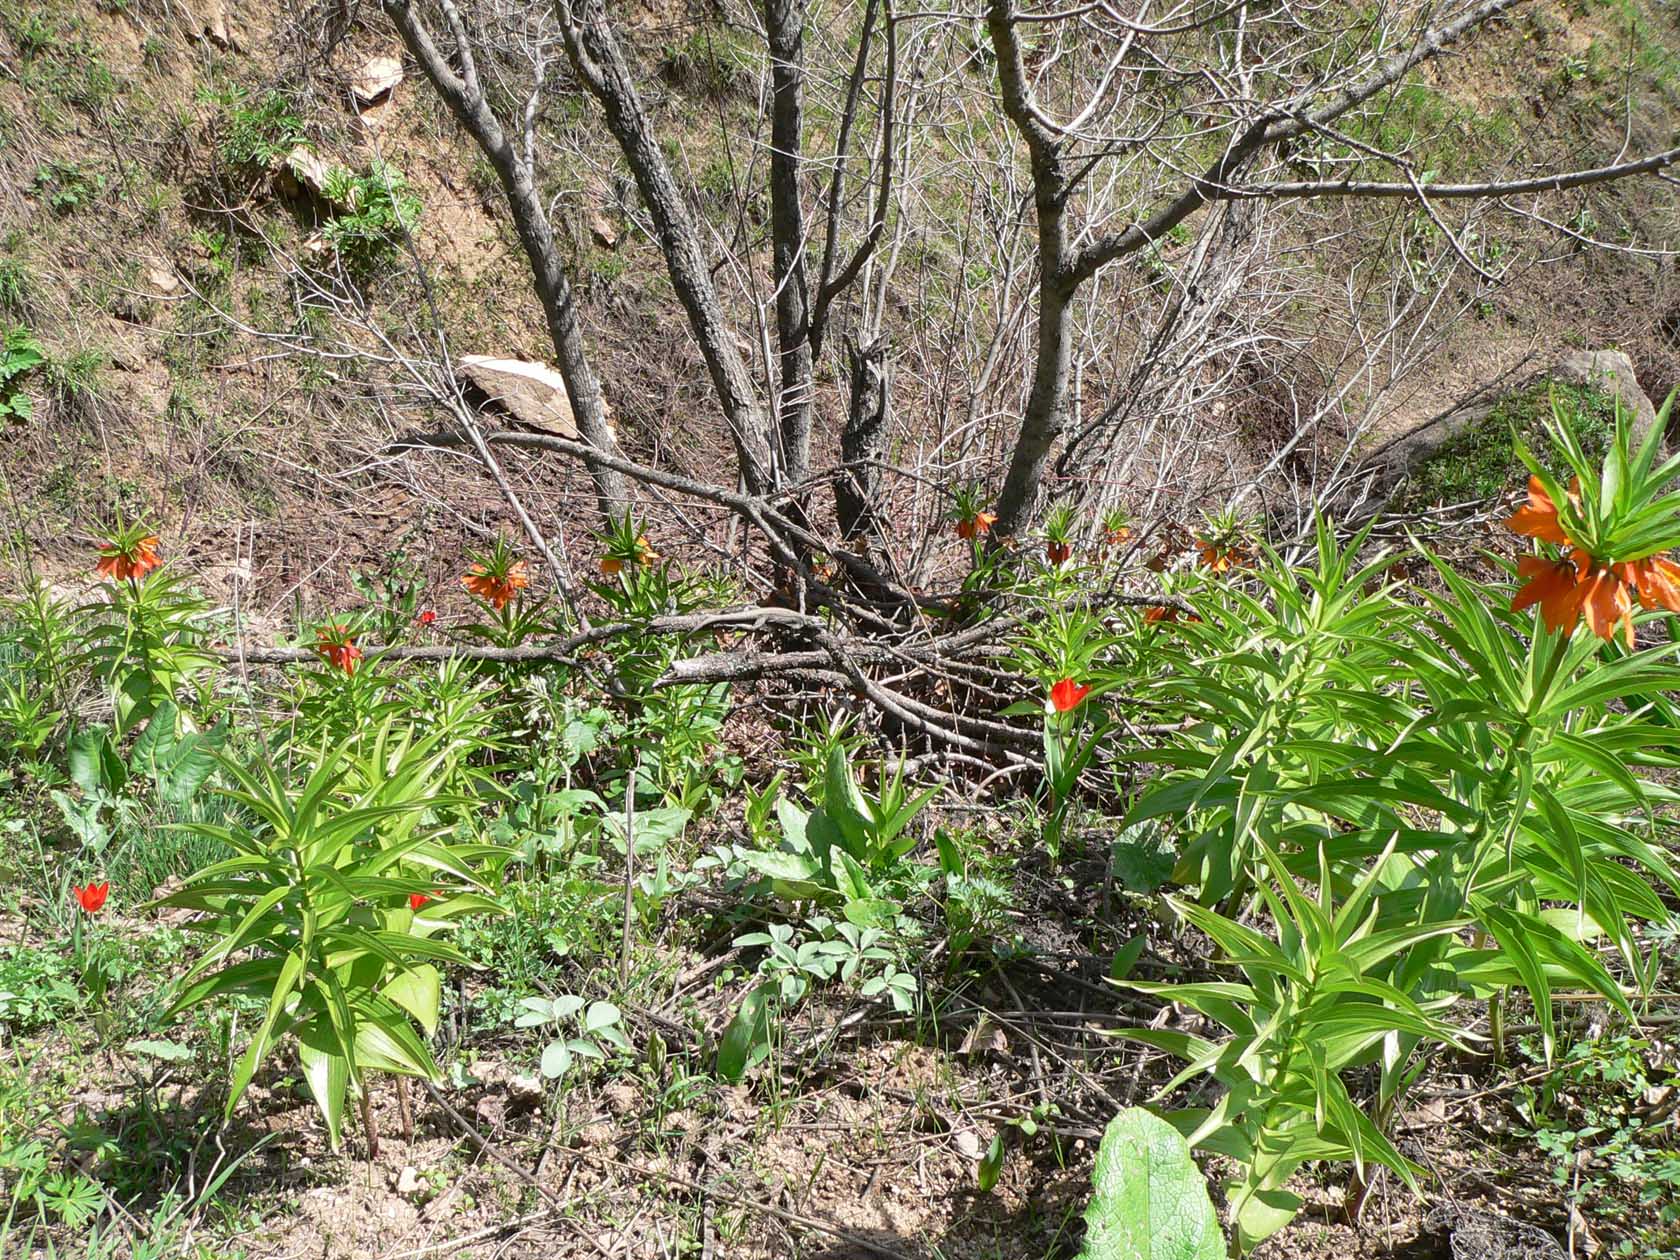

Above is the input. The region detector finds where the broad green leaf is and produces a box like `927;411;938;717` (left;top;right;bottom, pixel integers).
383;965;440;1037
978;1132;1005;1193
68;726;125;796
582;1001;621;1033
124;1038;193;1064
298;1036;350;1150
1075;1108;1224;1260
541;1041;572;1078
1231;1184;1303;1253
717;985;773;1083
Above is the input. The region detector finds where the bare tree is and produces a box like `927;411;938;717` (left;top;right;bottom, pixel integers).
978;0;1679;534
375;0;1676;581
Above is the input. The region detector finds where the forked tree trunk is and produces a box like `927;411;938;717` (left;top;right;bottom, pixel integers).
982;0;1523;537
984;0;1074;538
836;336;891;547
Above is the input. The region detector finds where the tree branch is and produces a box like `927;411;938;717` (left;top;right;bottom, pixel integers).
811;0;899;354
1064;0;1522;285
553;0;778;495
382;0;629;518
1217;144;1680;200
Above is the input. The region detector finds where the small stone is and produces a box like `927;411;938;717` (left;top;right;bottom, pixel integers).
395;1166;423;1196
195;0;243;50
602;1081;638;1116
473;1095;506;1131
588;211;620;250
275;146;334;202
146;265;179;294
507;1073;545;1103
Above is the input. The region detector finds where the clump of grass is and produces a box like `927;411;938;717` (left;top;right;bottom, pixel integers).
0;255;33;321
42;346;106;416
658;27;754;98
31;159;104;214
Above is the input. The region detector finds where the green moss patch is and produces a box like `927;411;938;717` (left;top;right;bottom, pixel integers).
1404;379;1619;509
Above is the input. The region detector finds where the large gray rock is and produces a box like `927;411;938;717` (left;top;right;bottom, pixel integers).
456;356;580;438
350;55;403;107
1364;349;1661;506
1551;349;1657;434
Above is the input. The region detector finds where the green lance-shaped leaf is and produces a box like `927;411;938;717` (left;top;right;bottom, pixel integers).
1075;1108;1225;1260
716;985;773;1084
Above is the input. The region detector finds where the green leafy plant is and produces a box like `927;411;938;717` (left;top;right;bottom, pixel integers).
512;995;631;1080
0;946;79;1034
78;528;215;737
0;328;43;421
0;1136;103;1240
319;162;421;272
1119;837;1481;1250
1098;402;1680;1250
743;743;935;925
212;86;308;168
1513;1033;1680;1257
153;728;504;1147
30;160;103;213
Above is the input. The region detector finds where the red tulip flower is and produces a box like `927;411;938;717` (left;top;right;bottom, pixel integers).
410;892;431;910
415;609;437;626
1049;678;1092;713
74;881;109;913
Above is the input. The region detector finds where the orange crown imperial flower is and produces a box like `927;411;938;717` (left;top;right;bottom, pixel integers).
313;625;363;675
1503;474;1680;646
1573;556;1634;648
96;534;161;582
1195;539;1248;573
1142;604;1201;627
956;511;997;541
462;559;529;610
1045;539;1072;567
1511;554;1585;636
600;535;660;576
1619;555;1680;615
1502;476;1578;546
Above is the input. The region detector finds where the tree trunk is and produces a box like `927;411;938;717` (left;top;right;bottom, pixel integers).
764;0;815;494
836;336;890;546
985;0;1073;538
383;0;629;522
557;1;778;497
